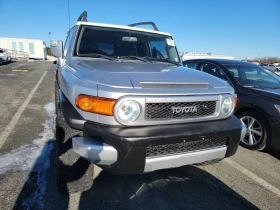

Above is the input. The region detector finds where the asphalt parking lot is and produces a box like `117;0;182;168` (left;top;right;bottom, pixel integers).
0;61;280;210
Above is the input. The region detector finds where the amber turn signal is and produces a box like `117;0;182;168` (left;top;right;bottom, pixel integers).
275;105;280;113
75;95;116;116
234;94;238;109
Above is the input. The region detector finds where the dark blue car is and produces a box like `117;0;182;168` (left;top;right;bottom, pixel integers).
183;59;280;151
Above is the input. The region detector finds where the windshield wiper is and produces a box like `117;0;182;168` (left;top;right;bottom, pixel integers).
78;53;117;61
266;87;280;89
118;56;152;63
146;57;181;66
243;85;262;88
244;85;280;89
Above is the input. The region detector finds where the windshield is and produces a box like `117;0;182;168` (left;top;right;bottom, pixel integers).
75;26;180;64
224;64;280;89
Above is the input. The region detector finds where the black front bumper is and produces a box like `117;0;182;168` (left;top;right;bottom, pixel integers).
83;116;242;175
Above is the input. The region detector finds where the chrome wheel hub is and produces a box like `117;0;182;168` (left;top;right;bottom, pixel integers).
240;116;262;146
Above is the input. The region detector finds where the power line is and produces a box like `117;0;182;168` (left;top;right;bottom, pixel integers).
68;0;70;30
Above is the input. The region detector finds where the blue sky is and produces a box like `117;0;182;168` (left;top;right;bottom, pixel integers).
0;0;279;60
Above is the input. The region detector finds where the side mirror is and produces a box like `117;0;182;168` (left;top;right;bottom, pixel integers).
51;40;63;58
53;60;57;64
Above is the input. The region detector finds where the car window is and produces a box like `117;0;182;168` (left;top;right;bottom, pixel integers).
149;41;168;59
75;26;180;64
183;62;199;69
245;69;277;83
228;68;239;77
63;29;74;57
225;66;243;83
200;63;229;82
95;42;114;55
149;40;179;62
224;64;280;88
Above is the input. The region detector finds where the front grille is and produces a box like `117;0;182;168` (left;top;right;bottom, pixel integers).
146;137;227;158
146;101;216;120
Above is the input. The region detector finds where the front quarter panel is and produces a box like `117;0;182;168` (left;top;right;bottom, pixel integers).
236;93;280;123
60;66;99;123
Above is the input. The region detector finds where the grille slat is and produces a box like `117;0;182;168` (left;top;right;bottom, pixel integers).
146;101;216;120
146;137;227;158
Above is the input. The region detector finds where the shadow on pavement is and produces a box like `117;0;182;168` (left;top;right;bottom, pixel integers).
266;148;280;160
78;166;258;210
13;143;258;210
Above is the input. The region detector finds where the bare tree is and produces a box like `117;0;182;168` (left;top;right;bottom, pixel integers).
248;57;280;64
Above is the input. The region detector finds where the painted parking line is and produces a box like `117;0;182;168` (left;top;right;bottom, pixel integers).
224;158;280;197
12;70;29;72
0;71;47;150
69;193;81;210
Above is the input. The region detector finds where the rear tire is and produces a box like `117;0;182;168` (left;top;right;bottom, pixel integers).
236;110;270;151
55;81;94;194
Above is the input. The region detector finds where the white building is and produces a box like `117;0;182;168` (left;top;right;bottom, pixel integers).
0;37;47;60
180;52;234;61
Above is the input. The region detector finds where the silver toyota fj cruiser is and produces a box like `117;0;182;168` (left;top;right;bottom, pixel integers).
51;11;246;194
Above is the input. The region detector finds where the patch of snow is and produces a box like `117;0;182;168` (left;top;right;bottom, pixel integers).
0;102;55;175
47;55;57;61
44;102;55;115
0;102;55;209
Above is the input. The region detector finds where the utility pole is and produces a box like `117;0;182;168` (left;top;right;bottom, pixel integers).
68;0;71;30
48;32;52;56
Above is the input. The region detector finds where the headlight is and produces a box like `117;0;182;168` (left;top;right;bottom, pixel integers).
116;100;141;123
221;96;233;116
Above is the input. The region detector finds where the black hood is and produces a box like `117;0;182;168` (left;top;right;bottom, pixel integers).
254;88;280;101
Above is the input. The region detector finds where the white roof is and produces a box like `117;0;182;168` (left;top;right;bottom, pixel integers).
76;21;172;36
0;37;44;42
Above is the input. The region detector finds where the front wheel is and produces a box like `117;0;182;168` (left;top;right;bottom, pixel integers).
236;110;270;151
55;82;94;194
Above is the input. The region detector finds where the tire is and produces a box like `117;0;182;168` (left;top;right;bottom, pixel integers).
236;110;271;151
55;81;94;194
55;81;61;115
